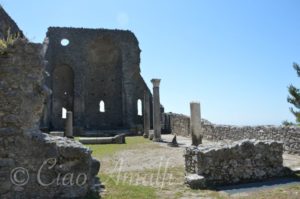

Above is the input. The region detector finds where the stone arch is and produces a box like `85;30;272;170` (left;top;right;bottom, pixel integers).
51;64;74;130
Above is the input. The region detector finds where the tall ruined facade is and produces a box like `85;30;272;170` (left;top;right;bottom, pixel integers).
42;27;152;135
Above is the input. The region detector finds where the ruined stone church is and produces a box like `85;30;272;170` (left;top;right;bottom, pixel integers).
40;27;153;135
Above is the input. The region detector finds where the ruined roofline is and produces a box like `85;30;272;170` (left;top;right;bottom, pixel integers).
48;26;134;33
0;5;24;39
47;26;139;44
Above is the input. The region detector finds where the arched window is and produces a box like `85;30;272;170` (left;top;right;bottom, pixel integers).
62;107;67;119
137;99;142;116
99;100;105;113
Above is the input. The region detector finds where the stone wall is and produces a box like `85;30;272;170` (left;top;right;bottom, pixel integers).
0;6;24;39
162;112;211;136
202;124;300;155
162;113;190;136
162;112;300;155
0;38;100;198
43;27;152;134
184;139;292;188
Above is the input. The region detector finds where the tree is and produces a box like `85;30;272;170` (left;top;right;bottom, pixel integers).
287;63;300;123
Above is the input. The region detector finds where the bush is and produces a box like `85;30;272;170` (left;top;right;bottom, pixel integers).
0;28;19;55
282;120;294;126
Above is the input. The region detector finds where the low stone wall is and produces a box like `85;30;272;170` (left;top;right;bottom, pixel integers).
162;112;215;137
162;111;300;154
163;113;190;136
184;139;292;188
202;124;300;155
0;39;100;198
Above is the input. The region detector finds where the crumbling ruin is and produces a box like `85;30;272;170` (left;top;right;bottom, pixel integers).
185;139;292;189
0;7;100;198
163;112;300;154
41;27;153;136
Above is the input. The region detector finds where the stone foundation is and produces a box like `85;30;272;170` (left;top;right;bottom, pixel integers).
184;139;292;188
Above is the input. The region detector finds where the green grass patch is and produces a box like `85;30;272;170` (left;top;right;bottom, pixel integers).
83;136;152;158
100;174;157;199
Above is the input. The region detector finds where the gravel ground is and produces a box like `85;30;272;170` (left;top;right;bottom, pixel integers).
101;134;300;173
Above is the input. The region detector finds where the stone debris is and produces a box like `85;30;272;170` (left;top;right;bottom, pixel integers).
167;135;179;147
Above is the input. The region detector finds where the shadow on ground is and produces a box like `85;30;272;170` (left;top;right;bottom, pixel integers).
215;175;300;195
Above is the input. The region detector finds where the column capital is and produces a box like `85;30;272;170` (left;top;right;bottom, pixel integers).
151;79;161;87
190;101;200;106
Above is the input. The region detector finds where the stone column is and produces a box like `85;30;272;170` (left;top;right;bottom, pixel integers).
65;111;73;138
151;79;161;141
190;102;202;146
143;91;151;138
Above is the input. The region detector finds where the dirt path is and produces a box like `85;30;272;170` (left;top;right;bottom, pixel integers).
98;135;300;199
101;135;300;174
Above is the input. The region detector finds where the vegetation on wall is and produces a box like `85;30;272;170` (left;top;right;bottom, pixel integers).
0;28;19;55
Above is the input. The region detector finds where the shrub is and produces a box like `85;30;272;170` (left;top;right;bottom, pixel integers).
0;28;19;55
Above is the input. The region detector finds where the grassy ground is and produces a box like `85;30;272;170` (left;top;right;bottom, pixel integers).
87;137;158;199
82;136;300;199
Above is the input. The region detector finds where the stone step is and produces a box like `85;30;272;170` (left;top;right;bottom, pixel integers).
79;134;126;144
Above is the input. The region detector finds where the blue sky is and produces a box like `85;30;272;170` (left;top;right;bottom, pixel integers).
2;0;300;125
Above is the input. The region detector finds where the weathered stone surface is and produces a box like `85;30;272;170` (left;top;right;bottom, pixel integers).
79;134;126;144
162;112;300;155
65;111;73;138
151;79;162;142
202;124;300;155
143;91;151;138
162;113;190;136
184;139;292;188
190;102;202;146
42;27;152;135
0;6;24;39
113;133;126;144
162;113;211;137
149;130;154;140
185;174;205;189
50;131;64;137
0;38;100;198
167;135;179;147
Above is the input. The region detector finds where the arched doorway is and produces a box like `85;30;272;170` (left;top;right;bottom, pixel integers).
51;65;74;130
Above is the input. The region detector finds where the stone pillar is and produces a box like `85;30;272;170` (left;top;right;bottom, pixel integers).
143;91;151;138
190;102;202;146
65;111;73;138
151;79;161;141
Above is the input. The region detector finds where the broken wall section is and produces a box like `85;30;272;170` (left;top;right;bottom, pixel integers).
0;38;100;198
185;139;292;188
0;6;24;39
